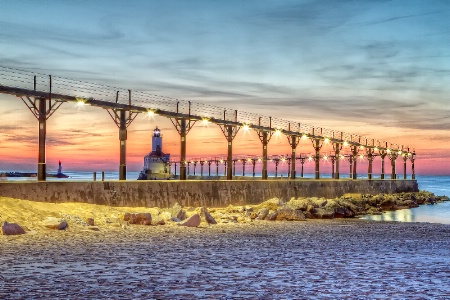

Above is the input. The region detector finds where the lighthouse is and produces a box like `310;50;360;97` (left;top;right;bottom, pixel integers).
138;127;172;180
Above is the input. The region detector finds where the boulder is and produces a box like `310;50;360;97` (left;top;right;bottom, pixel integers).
168;203;187;220
286;199;308;211
199;207;217;225
42;217;68;230
255;198;283;211
265;210;278;221
256;208;269;220
123;213;152;225
86;218;95;226
334;207;346;218
306;204;316;213
380;198;396;209
159;211;172;221
275;207;306;221
313;208;335;219
2;221;26;235
179;214;201;227
303;211;315;219
404;200;419;208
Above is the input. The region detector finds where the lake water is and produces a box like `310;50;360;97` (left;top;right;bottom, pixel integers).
361;175;450;225
2;172;449;225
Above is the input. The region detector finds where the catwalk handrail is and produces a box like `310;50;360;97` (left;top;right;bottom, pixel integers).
0;66;412;154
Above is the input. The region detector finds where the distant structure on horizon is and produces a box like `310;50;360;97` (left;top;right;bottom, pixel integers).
138;127;171;180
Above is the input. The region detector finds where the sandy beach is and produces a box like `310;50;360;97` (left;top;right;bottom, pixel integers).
1;198;450;299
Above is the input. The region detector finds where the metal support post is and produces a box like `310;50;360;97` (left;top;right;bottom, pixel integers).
410;151;416;180
227;126;233;180
334;143;341;179
367;148;374;180
331;156;336;179
119;110;127;180
180;118;187;180
349;155;353;179
252;159;256;177
262;132;268;179
274;159;279;178
403;154;407;180
38;98;47;181
299;157;306;178
389;152;398;180
313;139;323;180
352;146;358;180
288;135;299;179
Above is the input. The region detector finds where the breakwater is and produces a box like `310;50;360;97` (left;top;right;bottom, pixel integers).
0;179;418;208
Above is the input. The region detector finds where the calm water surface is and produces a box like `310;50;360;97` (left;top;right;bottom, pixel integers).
362;175;450;224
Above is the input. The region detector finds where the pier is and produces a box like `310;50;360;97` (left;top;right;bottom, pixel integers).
0;179;418;208
0;66;416;182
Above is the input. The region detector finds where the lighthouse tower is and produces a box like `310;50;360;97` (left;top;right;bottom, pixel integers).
152;127;162;154
138;127;171;180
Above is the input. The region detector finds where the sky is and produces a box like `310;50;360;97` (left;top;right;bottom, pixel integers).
0;0;449;175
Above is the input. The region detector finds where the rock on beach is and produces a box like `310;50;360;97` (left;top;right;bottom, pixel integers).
179;214;201;227
42;217;68;230
123;213;152;225
2;221;26;235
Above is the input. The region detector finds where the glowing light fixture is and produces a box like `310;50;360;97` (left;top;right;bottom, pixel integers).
202;117;210;125
324;137;330;144
274;129;281;136
76;97;88;107
302;134;308;139
387;149;391;154
147;110;155;117
398;150;402;155
343;141;349;147
243;124;250;130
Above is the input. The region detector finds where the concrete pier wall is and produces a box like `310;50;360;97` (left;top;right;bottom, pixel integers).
0;179;418;208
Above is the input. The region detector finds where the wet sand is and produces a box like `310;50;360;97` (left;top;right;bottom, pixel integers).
1;219;450;299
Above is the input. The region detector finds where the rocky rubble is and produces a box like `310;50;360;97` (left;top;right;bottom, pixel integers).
1;191;448;234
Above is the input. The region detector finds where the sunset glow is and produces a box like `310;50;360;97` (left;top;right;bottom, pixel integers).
0;1;449;175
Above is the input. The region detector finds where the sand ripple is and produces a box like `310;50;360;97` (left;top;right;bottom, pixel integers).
1;220;450;299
